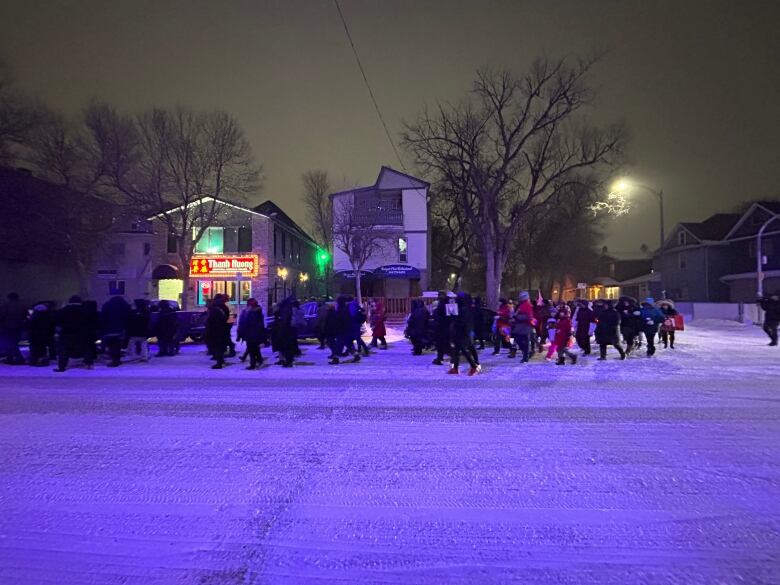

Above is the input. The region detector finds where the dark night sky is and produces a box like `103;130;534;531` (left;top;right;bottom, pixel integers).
1;0;778;254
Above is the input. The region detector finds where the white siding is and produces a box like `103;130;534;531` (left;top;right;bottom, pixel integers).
406;232;427;270
402;188;427;232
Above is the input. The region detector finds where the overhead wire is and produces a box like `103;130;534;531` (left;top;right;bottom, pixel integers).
332;0;408;172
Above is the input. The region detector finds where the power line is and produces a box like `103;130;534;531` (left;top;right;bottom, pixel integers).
333;0;407;172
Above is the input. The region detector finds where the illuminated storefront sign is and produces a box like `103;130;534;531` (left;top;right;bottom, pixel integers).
190;255;259;278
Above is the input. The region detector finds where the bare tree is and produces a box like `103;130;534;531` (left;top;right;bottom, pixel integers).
89;104;261;308
22;108;119;296
429;190;476;290
0;59;43;164
302;169;332;248
403;55;626;307
332;196;391;304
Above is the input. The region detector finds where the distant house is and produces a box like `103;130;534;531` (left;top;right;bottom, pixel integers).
719;202;780;301
653;213;740;301
562;255;654;301
89;197;326;310
1;166;114;303
330;167;430;300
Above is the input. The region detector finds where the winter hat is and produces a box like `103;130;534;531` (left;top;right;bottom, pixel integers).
518;290;530;302
643;297;655;306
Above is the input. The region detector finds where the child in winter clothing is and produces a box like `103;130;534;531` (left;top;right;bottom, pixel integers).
545;317;559;360
554;306;578;365
659;301;678;348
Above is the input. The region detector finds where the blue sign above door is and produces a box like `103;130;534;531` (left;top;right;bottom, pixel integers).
375;264;421;279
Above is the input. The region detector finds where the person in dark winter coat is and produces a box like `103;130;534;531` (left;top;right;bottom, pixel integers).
369;300;387;349
658;301;678;349
100;294;132;367
54;295;93;371
237;298;268;369
154;301;179;356
432;293;453;365
205;295;230;368
315;299;329;349
324;300;348;364
554;306;578;365
448;293;480;375
472;297;488;350
127;299;151;361
595;301;626;360
616;297;641;354
573;300;594;355
407;299;430;355
639;298;664;356
347;299;370;358
0;292;28;364
509;291;534;361
28;302;56;366
759;292;780;346
274;297;297;367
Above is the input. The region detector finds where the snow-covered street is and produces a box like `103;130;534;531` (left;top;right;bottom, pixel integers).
1;321;779;584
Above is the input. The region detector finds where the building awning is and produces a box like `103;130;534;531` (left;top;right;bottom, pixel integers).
374;264;421;279
152;264;181;280
721;269;780;283
333;269;374;282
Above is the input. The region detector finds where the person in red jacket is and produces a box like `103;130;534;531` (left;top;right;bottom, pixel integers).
369;300;387;349
492;299;512;355
554;306;578;365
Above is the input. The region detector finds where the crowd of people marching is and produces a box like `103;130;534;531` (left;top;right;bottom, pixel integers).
0;289;778;373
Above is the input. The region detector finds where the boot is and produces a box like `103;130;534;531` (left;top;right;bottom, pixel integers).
353;354;361;363
432;358;444;365
555;357;565;365
328;357;339;365
447;366;459;375
570;354;578;365
467;364;482;376
507;350;516;359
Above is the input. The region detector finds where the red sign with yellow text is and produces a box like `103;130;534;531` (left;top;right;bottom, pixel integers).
190;255;259;278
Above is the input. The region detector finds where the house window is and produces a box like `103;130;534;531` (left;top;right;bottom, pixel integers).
194;227;224;254
678;252;686;270
108;280;125;295
167;234;178;253
143;242;151;256
223;227;238;253
399;237;408;262
677;231;686;246
281;232;287;259
238;226;252;252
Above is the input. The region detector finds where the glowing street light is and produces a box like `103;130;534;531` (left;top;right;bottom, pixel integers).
610;177;666;297
276;266;288;280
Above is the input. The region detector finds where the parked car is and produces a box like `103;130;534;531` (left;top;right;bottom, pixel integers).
264;300;327;339
149;300;208;343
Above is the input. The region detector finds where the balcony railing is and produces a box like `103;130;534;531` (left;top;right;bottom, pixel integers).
354;208;403;226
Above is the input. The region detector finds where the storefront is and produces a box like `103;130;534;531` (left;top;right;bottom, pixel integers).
189;254;259;307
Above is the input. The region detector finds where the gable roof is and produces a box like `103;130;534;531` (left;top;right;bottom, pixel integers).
725;201;780;239
330;166;429;198
145;196;268;220
252;200;318;246
680;213;740;241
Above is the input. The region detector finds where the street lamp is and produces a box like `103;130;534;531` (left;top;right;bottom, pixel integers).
756;214;780;298
611;178;666;297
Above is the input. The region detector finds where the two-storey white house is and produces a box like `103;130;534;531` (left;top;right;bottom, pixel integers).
330;167;430;301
